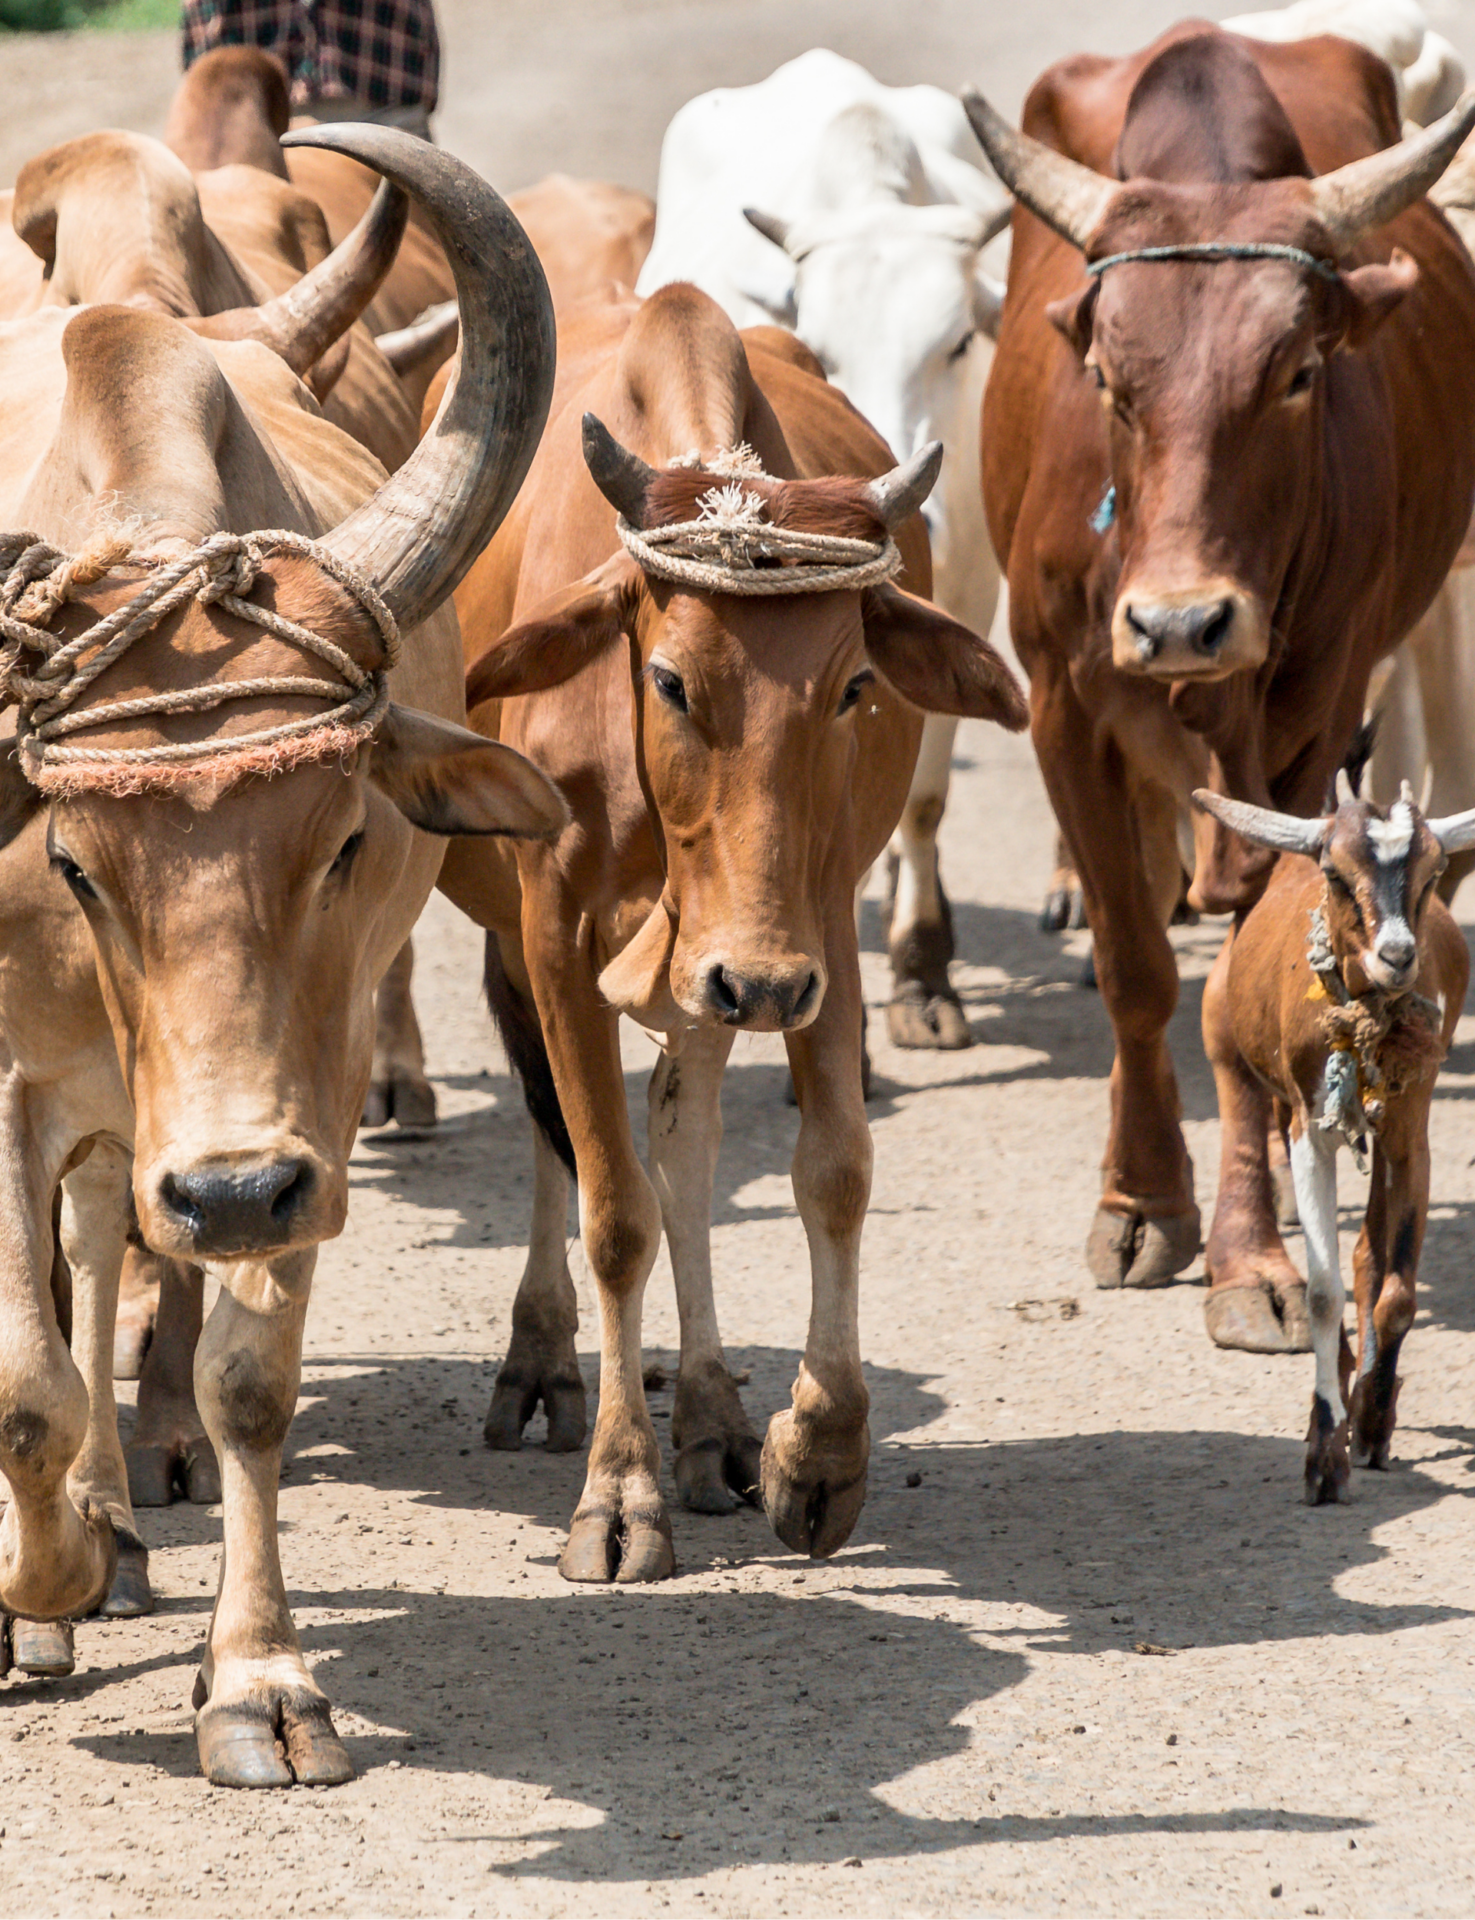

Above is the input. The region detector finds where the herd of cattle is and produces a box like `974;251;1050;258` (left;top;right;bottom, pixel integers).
0;0;1473;1791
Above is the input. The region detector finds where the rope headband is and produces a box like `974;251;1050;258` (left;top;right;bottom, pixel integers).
616;445;903;597
1085;241;1341;282
0;527;399;798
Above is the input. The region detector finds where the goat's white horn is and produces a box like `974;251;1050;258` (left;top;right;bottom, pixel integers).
1192;789;1328;856
1426;806;1475;853
1399;778;1416;805
1335;767;1355;804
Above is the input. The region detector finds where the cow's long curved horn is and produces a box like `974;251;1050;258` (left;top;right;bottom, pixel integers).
1425;807;1475;853
1192;789;1327;856
582;414;661;527
286;125;555;631
191;175;407;388
863;442;943;530
1309;85;1475;252
960;88;1117;251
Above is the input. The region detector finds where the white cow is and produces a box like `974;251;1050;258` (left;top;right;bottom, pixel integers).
1224;0;1464;122
638;50;1010;1049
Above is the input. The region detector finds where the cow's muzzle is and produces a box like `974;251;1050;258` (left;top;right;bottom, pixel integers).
701;958;825;1031
154;1156;320;1258
1111;585;1268;679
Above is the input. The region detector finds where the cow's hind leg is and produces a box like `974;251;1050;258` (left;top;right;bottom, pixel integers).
647;1029;761;1513
764;905;872;1558
192;1249;351;1788
112;1236;158;1380
885;714;972;1050
361;938;437;1131
483;935;585;1453
1202;931;1311;1353
1289;1125;1351;1504
127;1252;219;1507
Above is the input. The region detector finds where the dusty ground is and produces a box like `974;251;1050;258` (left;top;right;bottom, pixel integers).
7;1;1475;1915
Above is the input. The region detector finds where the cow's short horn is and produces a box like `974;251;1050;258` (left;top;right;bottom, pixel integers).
374;298;458;378
1425;806;1475;853
1192;788;1328;856
191;175;407;388
1309;85;1475;252
960;87;1118;251
743;207;794;254
863;442;944;530
582;414;661;528
289;125;555;633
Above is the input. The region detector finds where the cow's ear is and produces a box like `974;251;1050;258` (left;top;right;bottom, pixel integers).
0;746;41;852
861;583;1028;727
1045;279;1097;358
369;704;569;838
1327;250;1419;351
465;553;640;706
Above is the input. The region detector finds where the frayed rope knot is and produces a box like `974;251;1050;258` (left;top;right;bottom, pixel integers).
0;527;398;795
617;447;902;596
1306;899;1444;1174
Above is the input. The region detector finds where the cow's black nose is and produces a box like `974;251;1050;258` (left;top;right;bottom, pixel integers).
704;963;821;1029
158;1160;313;1254
1124;597;1235;660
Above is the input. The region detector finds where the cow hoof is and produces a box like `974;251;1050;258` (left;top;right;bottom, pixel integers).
1304;1397;1352;1505
484;1367;587;1453
197;1689;354;1789
98;1535;153;1618
559;1500;674;1585
674;1433;764;1514
760;1410;869;1558
362;1072;437;1133
1087;1206;1199;1289
1271;1161;1300;1230
127;1432;221;1508
1039;885;1087;933
1275;1280;1311;1350
1204;1283;1309;1353
10;1617;75;1677
885;985;973;1051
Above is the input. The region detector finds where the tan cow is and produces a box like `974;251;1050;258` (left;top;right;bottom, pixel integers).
437;282;1025;1580
0;125;560;1785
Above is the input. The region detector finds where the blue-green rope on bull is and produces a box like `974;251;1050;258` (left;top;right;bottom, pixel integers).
1084;241;1341;282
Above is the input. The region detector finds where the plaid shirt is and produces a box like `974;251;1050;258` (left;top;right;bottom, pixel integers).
181;0;439;113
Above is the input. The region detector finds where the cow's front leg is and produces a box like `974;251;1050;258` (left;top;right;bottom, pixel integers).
361;938;437;1131
1288;1124;1351;1504
1202;932;1311;1353
764;913;872;1558
885;714;971;1050
192;1249;351;1788
531;918;670;1584
1034;673;1199;1286
1350;1128;1428;1470
59;1143;152;1619
127;1252;219;1507
0;1137;117;1638
647;1029;760;1513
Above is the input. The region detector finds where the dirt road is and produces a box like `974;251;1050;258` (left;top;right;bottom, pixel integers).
6;3;1475;1915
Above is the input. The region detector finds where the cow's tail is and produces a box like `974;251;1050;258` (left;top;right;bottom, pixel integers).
483;935;576;1177
1326;715;1379;808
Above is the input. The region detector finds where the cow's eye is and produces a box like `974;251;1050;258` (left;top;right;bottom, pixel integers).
49;851;96;900
947;331;975;364
329;828;365;878
1286;363;1317;397
839;668;875;715
651;665;688;712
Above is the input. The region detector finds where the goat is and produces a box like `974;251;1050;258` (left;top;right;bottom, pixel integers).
1195;776;1474;1502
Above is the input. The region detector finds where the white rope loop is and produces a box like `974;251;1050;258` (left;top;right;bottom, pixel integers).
0;527;399;793
617;463;902;597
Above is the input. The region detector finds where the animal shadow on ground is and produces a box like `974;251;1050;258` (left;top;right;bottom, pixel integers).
91;1349;1464;1876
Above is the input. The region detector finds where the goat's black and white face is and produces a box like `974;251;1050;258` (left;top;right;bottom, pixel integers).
1320;797;1444;994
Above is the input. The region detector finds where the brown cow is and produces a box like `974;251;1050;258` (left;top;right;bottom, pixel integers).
1195;779;1472;1499
967;26;1475;1349
0;126;560;1782
438;282;1025;1581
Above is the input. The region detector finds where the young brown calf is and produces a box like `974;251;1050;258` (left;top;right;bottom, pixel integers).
1197;777;1474;1502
